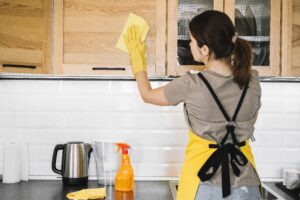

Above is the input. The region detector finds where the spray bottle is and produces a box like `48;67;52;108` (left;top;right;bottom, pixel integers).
115;143;134;191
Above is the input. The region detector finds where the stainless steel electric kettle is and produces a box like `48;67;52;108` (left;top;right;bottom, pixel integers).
52;141;93;186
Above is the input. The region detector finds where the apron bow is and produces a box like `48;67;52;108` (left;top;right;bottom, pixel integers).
198;143;248;197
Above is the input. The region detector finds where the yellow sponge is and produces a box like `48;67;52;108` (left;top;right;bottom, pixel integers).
66;188;106;200
116;13;149;53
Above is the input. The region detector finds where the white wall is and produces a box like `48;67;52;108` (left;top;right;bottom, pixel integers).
0;80;299;180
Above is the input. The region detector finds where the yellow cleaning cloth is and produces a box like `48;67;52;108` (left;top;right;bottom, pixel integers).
115;13;149;53
66;188;106;200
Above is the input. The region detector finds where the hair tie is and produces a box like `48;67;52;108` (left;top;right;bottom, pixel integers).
232;32;239;44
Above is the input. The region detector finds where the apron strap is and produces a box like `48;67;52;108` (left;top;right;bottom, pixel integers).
197;72;250;198
197;73;231;121
198;143;248;197
197;73;249;146
197;73;249;122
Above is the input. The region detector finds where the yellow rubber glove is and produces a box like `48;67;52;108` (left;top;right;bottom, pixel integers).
66;188;106;200
123;25;147;76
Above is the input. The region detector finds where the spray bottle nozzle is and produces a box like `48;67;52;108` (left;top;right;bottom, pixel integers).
116;143;130;154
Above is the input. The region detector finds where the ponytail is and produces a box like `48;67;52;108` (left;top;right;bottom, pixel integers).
231;38;252;89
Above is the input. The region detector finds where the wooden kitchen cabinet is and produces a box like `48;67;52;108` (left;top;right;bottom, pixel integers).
167;0;224;76
0;0;52;74
282;0;300;76
167;0;281;77
53;0;166;76
225;0;281;76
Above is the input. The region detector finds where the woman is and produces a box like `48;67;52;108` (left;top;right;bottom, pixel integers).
124;10;262;200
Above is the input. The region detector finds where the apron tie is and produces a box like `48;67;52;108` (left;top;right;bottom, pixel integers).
198;143;248;197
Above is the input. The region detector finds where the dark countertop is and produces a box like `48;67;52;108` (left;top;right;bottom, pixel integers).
0;180;173;200
262;182;299;200
2;180;299;200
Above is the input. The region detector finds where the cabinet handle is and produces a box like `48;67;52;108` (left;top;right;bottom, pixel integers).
2;64;36;69
92;67;126;71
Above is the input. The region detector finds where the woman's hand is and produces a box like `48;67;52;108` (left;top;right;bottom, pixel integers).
123;25;147;76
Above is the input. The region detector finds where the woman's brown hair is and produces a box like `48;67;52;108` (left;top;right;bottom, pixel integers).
189;10;252;88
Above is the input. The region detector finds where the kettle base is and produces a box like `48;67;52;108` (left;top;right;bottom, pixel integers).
63;177;88;187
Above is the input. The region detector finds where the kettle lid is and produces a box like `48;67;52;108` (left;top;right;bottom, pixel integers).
67;141;84;144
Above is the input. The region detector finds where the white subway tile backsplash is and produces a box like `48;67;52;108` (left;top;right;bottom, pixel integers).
134;100;183;113
282;149;300;163
285;97;300;113
0;80;17;94
110;81;139;95
251;131;283;147
119;130;188;147
65;113;108;129
283;131;300;148
20;129;92;144
29;145;56;162
20;94;88;112
29;162;53;176
0;129;23;143
259;97;285;113
283;84;300;96
132;163;182;177
0;95;21;111
20;95;42;111
161;113;187;129
0;144;3;174
61;81;110;95
133;98;168;112
20;113;65;129
15;80;61;94
260;83;285;97
0;80;299;180
0;112;20;128
252;147;285;164
67;129;188;147
107;113;186;130
86;96;134;112
284;114;300;130
39;95;88;112
131;147;185;164
256;164;282;178
255;113;285;130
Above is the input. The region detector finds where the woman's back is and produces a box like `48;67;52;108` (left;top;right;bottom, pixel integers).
163;69;261;187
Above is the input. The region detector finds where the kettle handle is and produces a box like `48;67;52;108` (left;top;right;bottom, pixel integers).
52;144;65;175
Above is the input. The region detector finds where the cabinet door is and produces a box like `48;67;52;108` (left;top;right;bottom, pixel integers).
225;0;281;76
167;0;223;76
53;0;166;76
0;0;52;74
282;0;300;76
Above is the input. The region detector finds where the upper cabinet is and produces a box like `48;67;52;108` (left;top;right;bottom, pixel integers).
0;0;298;78
282;0;300;76
225;0;281;76
167;0;224;76
167;0;281;76
53;0;166;76
0;0;52;74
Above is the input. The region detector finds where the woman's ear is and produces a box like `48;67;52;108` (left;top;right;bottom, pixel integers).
200;45;210;56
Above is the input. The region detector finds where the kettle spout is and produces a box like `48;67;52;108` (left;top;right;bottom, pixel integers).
86;144;93;164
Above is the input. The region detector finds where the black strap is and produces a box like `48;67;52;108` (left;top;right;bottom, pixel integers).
197;73;249;123
197;73;249;146
197;72;250;198
232;80;249;121
197;73;231;121
198;143;248;197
